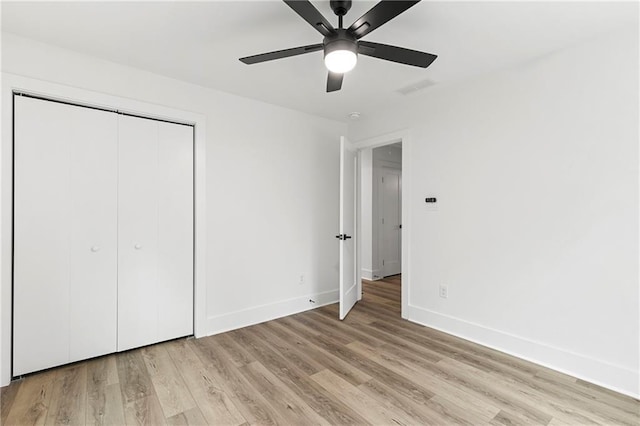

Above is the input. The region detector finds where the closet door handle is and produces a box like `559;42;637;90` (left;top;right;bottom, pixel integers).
91;246;100;252
134;244;142;250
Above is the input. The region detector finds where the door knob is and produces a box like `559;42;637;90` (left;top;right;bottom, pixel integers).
91;246;100;252
134;244;142;250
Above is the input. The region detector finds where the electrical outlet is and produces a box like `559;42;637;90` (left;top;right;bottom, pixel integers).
439;285;448;299
299;274;305;285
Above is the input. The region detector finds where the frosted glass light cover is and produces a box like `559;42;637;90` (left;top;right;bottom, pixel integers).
324;50;357;73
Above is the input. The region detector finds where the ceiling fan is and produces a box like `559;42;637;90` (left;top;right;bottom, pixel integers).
239;0;437;92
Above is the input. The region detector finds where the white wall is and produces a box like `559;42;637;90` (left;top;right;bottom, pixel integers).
350;27;639;397
0;33;346;386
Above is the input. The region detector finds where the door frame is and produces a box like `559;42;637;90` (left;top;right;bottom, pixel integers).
353;129;411;319
0;73;207;386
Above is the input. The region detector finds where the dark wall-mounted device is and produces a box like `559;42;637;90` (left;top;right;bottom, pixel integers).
425;197;437;203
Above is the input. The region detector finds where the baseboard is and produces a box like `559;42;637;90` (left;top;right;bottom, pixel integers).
407;304;639;399
206;290;339;336
362;268;383;280
361;269;374;280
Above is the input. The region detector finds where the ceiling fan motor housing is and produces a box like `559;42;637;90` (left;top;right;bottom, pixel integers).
324;29;358;58
330;0;352;16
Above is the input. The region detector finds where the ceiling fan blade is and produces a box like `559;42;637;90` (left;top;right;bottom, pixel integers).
327;72;343;92
358;41;437;68
348;1;420;39
240;43;323;64
283;0;336;37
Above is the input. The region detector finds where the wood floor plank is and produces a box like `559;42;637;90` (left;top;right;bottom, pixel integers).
86;357;125;425
243;324;324;376
489;409;547;425
89;383;125;426
1;378;22;425
360;285;400;302
141;344;197;418
298;309;408;357
472;352;639;424
263;320;372;386
284;318;439;408
291;312;357;346
116;349;154;403
166;407;208;425
346;339;502;422
226;324;369;425
435;357;590;425
238;361;330;425
164;340;246;426
123;394;167;426
43;364;87;426
4;370;57;426
358;378;473;425
362;290;401;307
213;334;255;368
350;300;404;324
574;378;640;414
191;337;280;425
311;369;416;425
350;321;444;363
439;356;637;426
230;327;320;377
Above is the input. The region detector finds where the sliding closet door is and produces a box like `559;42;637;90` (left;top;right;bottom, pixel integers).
118;116;193;351
13;96;118;375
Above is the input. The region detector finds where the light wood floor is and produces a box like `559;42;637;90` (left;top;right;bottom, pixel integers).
2;275;638;425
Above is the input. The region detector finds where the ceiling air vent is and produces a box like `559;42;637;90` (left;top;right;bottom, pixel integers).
396;78;437;95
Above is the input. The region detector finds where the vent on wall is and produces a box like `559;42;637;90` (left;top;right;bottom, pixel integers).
396;78;437;95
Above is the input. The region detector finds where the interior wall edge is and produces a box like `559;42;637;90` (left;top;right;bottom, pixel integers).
407;304;640;399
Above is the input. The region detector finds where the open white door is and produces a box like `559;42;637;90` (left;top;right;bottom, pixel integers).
339;136;358;320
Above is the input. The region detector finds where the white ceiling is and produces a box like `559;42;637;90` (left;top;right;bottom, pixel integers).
1;1;637;121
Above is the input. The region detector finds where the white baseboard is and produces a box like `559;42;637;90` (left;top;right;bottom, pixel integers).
206;290;339;336
361;269;374;280
407;304;639;399
362;268;383;280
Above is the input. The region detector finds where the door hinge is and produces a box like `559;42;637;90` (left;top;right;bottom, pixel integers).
382;176;384;183
383;260;385;265
382;218;384;224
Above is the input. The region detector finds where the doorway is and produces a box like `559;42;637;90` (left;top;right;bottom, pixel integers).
359;141;402;316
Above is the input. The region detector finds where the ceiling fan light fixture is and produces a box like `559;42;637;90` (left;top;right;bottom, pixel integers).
325;49;357;73
324;34;358;73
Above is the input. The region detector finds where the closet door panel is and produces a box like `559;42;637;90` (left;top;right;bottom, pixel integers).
157;122;194;341
68;106;118;362
13;97;72;375
117;116;160;351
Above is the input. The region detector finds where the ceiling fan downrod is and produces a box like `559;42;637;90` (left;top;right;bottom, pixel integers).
330;0;352;28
